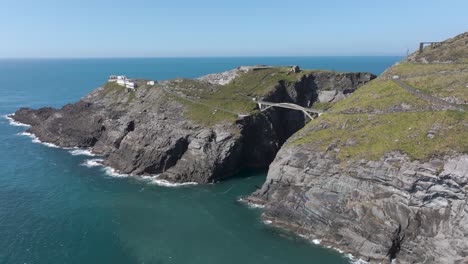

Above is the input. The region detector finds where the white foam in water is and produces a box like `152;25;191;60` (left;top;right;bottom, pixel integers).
140;175;198;187
80;160;197;186
237;198;265;209
263;220;273;225
350;257;369;264
247;201;265;209
4;114;30;127
81;159;129;177
69;149;95;156
103;166;129;178
81;159;104;168
312;239;321;245
18;132;60;148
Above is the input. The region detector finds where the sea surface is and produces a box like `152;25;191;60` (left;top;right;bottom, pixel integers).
0;57;401;264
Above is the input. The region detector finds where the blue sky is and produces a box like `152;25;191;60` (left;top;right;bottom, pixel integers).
0;0;466;58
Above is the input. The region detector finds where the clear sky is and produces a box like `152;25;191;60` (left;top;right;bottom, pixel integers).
1;0;466;58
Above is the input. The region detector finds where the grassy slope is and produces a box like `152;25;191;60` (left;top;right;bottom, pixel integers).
292;111;467;160
167;67;331;126
291;34;468;161
331;78;431;113
385;63;468;103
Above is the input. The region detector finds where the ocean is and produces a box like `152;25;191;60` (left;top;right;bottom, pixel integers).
0;57;401;264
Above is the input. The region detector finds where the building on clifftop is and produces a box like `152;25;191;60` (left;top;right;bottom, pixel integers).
108;75;137;91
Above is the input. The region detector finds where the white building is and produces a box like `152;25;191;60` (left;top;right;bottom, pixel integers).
108;75;118;82
147;80;155;86
109;75;137;90
125;82;136;89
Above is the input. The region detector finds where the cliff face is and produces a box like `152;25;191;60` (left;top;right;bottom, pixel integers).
248;35;468;263
250;146;468;263
12;67;374;184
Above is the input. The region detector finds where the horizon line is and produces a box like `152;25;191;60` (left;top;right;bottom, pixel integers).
0;55;406;60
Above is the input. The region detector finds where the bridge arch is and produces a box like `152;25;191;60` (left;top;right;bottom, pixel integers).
256;100;320;120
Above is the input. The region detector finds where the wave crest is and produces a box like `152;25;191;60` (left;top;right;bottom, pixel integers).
69;149;95;156
18;132;59;148
4;114;31;127
81;159;104;168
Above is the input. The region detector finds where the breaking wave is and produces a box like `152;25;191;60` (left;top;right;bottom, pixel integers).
81;159;104;168
140;175;198;187
4;114;31;127
18;132;60;148
69;149;95;156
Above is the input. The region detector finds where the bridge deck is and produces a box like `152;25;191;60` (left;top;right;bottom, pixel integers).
257;100;324;114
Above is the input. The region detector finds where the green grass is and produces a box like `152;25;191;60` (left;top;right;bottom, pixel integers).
102;82;125;95
288;35;468;162
385;63;468;77
311;102;336;110
101;82;137;103
167;67;333;124
403;72;468;103
218;67;323;97
168;95;239;126
291;111;468;161
331;78;431;113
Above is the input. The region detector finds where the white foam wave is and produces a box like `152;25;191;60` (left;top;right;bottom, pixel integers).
263;220;273;225
80;159;129;177
80;163;197;187
247;202;265;209
4;114;30;127
333;247;369;264
69;149;95;156
350;257;368;264
103;166;129;178
81;159;104;168
18;132;59;148
140;175;198;187
237;198;265;209
312;239;321;245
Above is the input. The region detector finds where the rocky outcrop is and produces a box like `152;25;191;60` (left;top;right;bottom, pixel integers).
12;67;374;184
248;139;468;263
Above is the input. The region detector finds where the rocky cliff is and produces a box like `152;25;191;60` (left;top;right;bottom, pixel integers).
12;66;374;184
248;34;468;263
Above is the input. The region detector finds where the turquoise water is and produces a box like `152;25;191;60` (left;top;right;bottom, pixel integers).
0;57;401;264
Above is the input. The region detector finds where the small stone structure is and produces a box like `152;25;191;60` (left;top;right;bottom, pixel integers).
419;42;443;53
288;65;300;74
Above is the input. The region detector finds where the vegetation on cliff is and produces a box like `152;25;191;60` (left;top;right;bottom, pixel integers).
291;32;468;161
